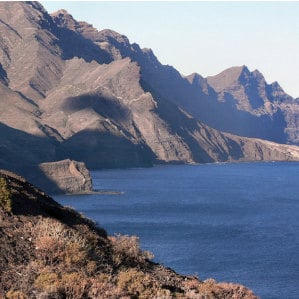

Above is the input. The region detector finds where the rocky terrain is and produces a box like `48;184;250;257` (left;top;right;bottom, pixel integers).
0;170;258;298
1;1;299;193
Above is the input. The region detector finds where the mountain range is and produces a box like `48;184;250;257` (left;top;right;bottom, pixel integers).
1;1;299;193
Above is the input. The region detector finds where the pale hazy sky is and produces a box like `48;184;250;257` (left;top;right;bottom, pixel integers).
41;1;299;98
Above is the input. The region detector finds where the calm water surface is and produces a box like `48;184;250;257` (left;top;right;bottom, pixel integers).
55;162;299;299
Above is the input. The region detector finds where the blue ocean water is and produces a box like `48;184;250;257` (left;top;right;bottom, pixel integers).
55;162;299;299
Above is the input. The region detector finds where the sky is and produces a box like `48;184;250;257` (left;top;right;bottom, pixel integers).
41;1;299;98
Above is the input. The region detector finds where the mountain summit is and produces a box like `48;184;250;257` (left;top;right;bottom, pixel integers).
206;65;292;113
1;2;299;192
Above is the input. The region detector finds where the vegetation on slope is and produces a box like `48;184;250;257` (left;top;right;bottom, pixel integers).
0;170;258;298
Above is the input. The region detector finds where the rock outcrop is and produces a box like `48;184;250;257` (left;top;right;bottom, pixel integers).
1;1;299;194
0;170;258;298
37;159;93;194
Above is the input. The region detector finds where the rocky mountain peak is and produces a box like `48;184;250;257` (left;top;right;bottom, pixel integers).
238;68;268;88
98;29;130;44
136;46;161;67
238;65;251;76
185;73;211;94
51;9;99;38
51;9;79;30
207;65;250;92
186;72;205;85
268;80;292;103
26;1;48;13
252;69;265;79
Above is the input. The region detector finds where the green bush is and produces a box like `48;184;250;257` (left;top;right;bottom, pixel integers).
0;177;12;212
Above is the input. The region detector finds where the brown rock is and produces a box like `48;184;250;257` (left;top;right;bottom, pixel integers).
38;159;93;194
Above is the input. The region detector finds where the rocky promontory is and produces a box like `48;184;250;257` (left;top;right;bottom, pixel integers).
0;170;258;298
37;159;93;194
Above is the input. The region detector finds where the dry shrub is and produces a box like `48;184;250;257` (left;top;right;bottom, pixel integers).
109;234;154;267
5;290;28;299
35;236;65;265
8;262;41;295
0;177;12;212
64;242;88;267
59;272;88;298
194;279;258;299
33;218;90;267
34;272;59;293
117;268;161;298
217;282;258;299
34;271;89;298
34;218;88;246
88;274;122;299
86;260;98;275
196;278;219;297
182;278;201;291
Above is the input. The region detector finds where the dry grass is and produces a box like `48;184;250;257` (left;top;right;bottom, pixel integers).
1;213;259;298
0;177;12;212
109;234;154;267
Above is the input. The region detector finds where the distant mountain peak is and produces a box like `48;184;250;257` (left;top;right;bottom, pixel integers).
51;9;79;30
252;69;263;77
52;8;69;15
220;65;250;79
98;29;131;45
235;65;250;75
186;72;205;85
26;1;48;14
206;65;251;92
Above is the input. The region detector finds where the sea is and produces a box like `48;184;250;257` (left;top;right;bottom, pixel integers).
55;162;299;299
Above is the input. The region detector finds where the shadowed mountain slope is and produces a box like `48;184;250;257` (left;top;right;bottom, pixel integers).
1;2;299;193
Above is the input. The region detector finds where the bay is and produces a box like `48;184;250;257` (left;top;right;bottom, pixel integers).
55;162;299;299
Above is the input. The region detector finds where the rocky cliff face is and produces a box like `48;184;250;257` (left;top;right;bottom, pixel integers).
37;159;93;194
204;66;297;144
0;170;258;298
180;66;299;145
1;2;299;194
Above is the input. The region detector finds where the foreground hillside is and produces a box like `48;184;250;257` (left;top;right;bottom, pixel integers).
0;170;258;298
1;1;299;193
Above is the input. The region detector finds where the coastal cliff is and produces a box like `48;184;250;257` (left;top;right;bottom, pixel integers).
0;170;258;298
1;1;299;194
38;159;93;194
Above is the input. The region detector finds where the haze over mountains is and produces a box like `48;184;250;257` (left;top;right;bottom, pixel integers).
1;1;299;193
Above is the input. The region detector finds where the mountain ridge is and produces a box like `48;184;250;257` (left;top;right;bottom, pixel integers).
1;2;299;193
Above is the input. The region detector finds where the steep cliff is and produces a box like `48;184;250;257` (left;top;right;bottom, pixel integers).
37;159;93;194
1;1;299;194
204;66;296;143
